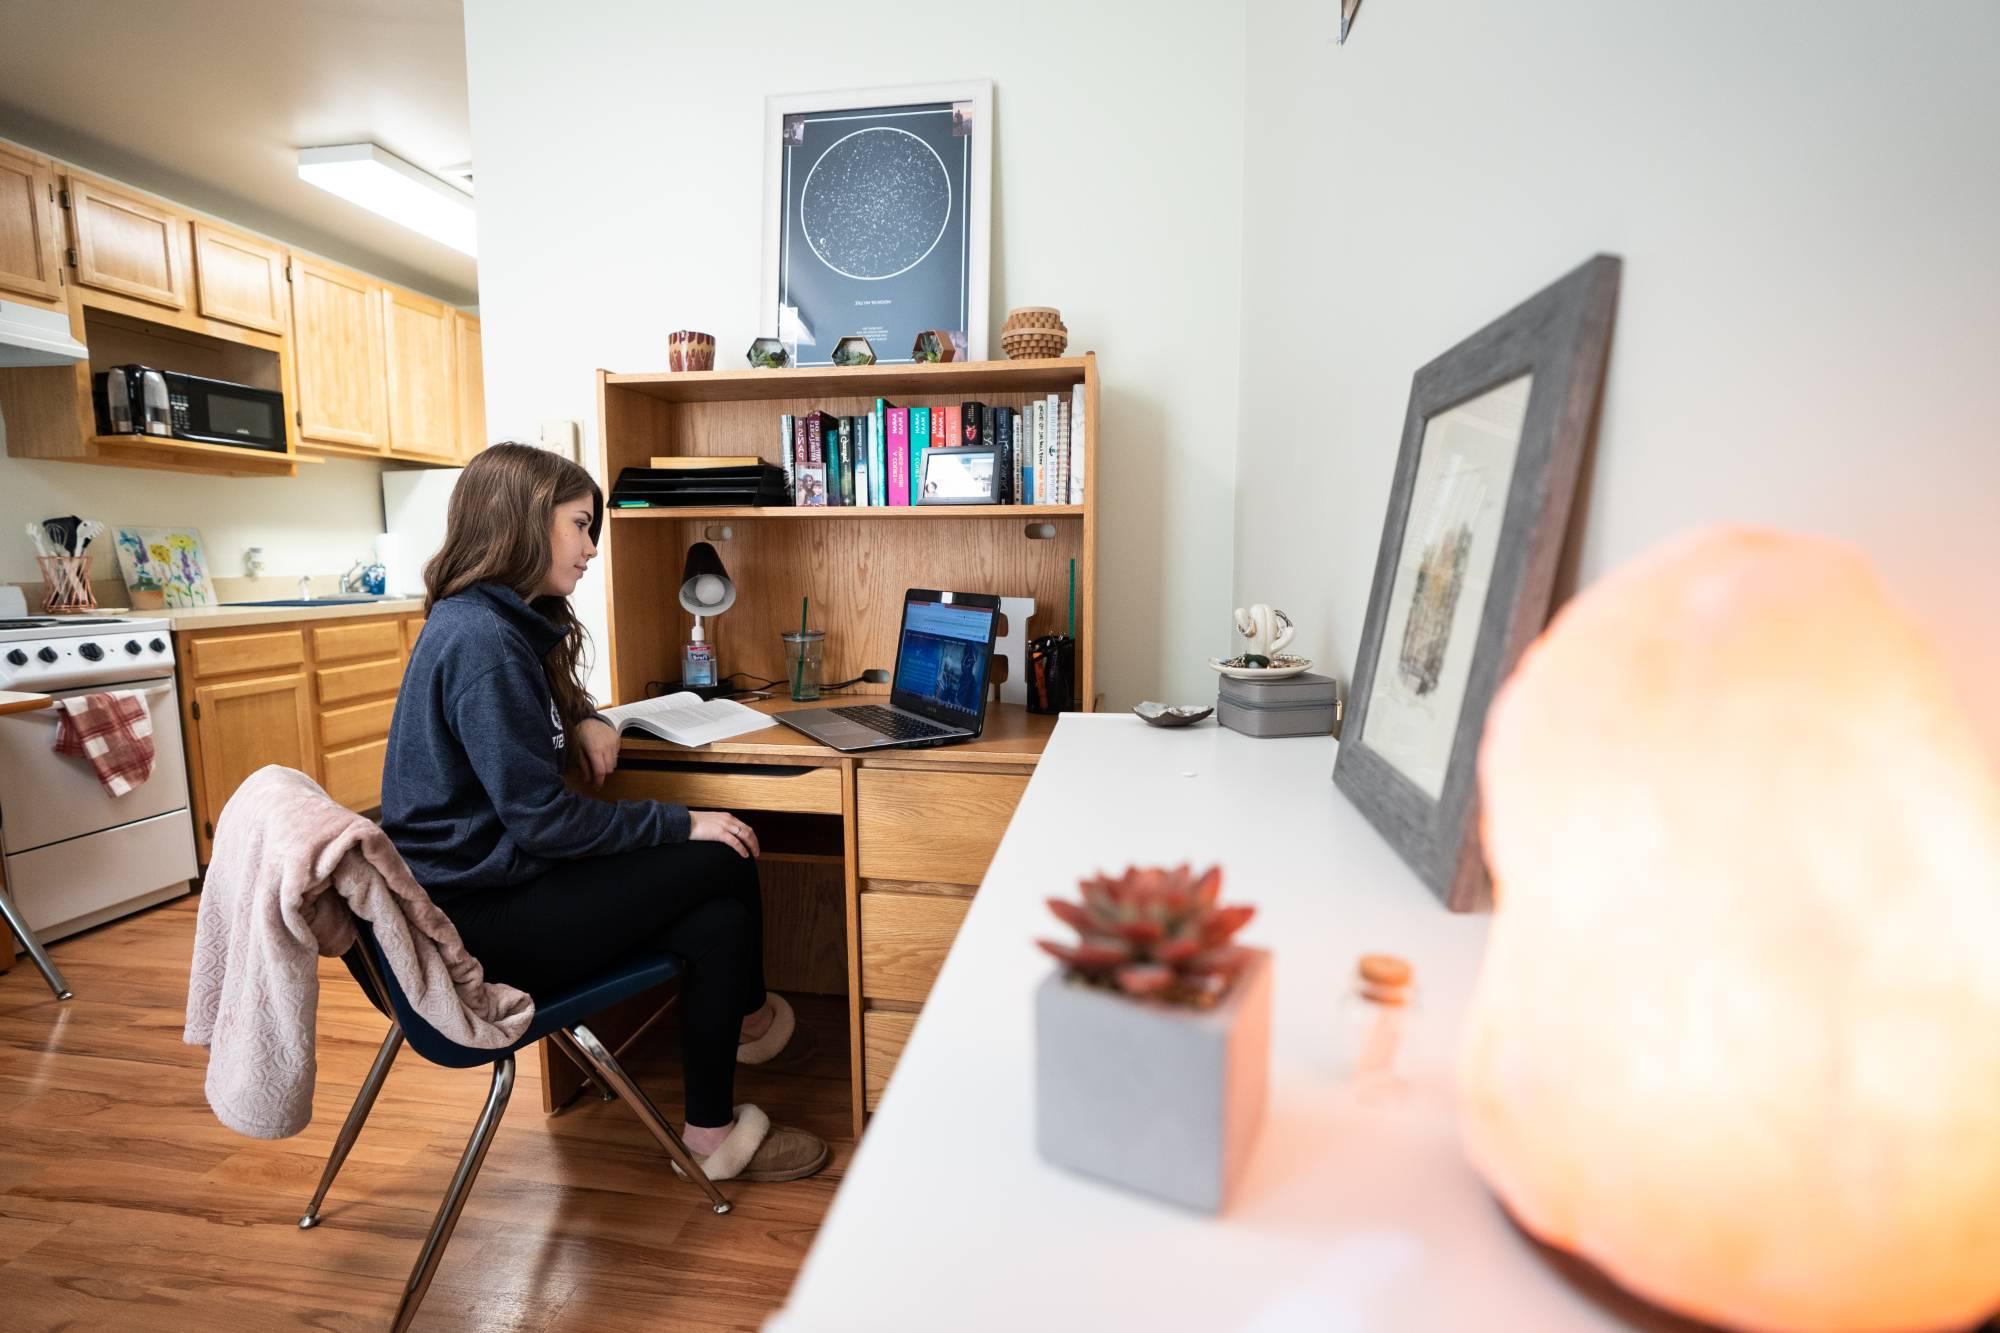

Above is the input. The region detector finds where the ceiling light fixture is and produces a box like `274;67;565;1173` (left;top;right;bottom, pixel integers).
296;143;477;257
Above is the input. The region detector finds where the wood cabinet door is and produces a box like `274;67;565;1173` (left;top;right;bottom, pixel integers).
191;222;286;334
454;311;485;461
0;144;62;303
191;672;315;842
290;257;387;450
383;287;457;461
64;172;187;310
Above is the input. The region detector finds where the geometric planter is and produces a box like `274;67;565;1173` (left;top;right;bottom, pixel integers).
1034;947;1271;1212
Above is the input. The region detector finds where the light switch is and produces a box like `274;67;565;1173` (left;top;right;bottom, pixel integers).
540;419;580;461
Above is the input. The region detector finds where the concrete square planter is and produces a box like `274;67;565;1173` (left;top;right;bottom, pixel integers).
1034;947;1271;1212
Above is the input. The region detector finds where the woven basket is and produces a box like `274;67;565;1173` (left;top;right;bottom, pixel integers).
1002;328;1069;360
1003;306;1066;333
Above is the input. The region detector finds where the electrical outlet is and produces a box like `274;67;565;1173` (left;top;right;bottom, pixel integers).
540;419;580;461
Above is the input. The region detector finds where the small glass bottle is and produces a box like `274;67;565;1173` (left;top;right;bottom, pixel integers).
1338;953;1418;1109
682;622;717;689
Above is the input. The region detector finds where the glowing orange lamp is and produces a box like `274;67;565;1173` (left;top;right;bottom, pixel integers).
1461;527;2000;1332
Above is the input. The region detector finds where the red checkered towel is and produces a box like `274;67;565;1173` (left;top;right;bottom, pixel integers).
53;690;156;796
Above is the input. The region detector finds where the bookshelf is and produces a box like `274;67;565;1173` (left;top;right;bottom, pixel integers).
596;354;1099;709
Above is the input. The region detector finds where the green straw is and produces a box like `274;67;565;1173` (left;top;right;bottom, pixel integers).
1067;559;1076;639
793;596;809;696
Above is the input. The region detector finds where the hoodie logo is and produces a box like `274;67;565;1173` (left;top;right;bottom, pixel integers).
550;699;565;752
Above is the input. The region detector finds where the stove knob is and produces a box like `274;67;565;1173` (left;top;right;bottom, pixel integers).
149;638;166;652
4;649;24;666
79;642;104;661
125;640;142;655
37;647;58;663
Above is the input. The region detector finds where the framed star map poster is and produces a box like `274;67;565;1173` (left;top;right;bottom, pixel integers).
760;81;992;367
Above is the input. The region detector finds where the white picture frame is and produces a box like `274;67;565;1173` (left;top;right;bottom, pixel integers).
761;80;993;366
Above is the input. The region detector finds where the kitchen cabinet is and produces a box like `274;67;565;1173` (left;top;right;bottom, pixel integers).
189;672;316;847
382;287;458;462
178;610;423;860
290;256;389;453
63;170;189;311
0;142;63;305
454;311;485;460
191;222;287;336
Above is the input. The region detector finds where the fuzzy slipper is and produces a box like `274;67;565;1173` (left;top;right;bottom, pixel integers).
737;992;816;1070
677;1103;829;1184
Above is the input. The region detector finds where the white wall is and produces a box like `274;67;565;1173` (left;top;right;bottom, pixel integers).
464;0;1246;707
1234;0;2000;755
0;449;389;586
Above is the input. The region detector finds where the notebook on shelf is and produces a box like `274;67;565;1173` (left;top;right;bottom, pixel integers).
598;692;771;748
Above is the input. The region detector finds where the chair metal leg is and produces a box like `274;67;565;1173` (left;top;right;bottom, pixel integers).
390;1054;515;1333
552;993;677;1112
0;885;71;1001
299;1023;404;1228
555;1024;732;1215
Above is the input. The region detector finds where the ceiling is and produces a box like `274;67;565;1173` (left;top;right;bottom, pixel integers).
0;0;477;305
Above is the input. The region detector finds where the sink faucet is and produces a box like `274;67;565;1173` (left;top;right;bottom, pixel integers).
297;575;312;601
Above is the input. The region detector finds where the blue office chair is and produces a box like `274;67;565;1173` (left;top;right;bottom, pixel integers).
299;920;730;1333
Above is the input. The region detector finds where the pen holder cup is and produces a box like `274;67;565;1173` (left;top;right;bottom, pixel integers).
783;630;826;702
1026;634;1076;714
38;556;97;613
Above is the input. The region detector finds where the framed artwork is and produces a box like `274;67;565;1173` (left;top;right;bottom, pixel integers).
1333;255;1621;912
761;81;992;367
917;445;1000;505
113;525;218;607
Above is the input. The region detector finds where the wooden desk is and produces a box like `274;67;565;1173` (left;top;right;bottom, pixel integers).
771;716;1650;1332
545;695;1057;1133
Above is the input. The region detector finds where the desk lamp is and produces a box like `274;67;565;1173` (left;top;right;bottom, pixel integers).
1463;527;2000;1332
678;541;735;696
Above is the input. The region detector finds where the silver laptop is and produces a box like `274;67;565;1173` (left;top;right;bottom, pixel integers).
776;589;1001;752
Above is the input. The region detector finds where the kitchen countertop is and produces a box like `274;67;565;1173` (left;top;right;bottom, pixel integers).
155;597;425;633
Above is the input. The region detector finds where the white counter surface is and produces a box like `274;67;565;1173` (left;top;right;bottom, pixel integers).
772;716;1657;1332
151;597;424;632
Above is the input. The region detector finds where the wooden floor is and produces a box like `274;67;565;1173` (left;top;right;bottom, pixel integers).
0;896;853;1331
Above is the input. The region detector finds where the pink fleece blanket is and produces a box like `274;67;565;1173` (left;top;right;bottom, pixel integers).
184;766;534;1139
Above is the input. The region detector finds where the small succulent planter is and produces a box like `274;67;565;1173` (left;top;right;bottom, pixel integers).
1033;865;1270;1212
831;336;877;367
910;329;962;363
746;337;790;369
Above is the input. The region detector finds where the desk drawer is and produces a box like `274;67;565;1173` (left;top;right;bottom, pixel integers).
312;618;404;663
859;889;971;1004
603;764;841;815
857;769;1029;885
317;656;403;707
862;1009;918;1111
185;628;305;677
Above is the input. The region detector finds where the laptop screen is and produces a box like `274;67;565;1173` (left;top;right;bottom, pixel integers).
892;595;997;724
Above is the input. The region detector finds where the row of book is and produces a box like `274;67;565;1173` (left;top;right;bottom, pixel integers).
780;385;1087;507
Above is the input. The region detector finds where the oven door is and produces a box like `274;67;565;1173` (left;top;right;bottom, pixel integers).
0;681;189;856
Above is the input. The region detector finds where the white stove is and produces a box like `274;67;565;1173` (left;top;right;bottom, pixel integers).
0;614;195;993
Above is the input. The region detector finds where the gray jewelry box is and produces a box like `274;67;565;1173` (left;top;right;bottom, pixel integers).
1216;671;1342;738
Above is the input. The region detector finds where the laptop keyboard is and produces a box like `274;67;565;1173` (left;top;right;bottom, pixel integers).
832;705;955;742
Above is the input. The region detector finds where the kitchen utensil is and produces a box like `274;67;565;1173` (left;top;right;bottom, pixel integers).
43;515;82;556
76;518;106;553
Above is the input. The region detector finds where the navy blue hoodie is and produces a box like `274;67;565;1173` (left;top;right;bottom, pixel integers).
380;582;689;897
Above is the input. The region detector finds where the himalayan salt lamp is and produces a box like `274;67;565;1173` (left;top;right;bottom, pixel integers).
1461;527;2000;1333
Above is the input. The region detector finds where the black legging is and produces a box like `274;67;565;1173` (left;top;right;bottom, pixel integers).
435;840;765;1127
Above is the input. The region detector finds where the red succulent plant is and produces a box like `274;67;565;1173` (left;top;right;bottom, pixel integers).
1037;864;1256;1007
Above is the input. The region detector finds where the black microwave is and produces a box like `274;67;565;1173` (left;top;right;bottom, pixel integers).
93;365;288;453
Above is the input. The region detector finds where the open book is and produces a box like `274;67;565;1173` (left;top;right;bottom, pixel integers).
597;692;772;748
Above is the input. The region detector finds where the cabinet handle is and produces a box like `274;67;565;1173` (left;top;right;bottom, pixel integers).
191;700;201;720
204;820;214;840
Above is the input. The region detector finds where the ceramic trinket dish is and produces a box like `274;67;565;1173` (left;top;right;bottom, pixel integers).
1134;702;1214;728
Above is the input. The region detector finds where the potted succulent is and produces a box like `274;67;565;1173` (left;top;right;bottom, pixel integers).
1034;864;1271;1212
746;336;789;369
831;335;876;367
129;564;165;611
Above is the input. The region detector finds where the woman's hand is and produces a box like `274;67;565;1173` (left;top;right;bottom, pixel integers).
689;810;761;859
577;718;620;789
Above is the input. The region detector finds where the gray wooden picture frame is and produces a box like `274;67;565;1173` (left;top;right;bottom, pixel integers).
1333;255;1621;913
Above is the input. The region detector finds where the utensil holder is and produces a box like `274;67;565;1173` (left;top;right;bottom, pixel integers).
38;555;97;613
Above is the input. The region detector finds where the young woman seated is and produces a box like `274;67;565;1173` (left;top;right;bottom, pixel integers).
380;444;826;1183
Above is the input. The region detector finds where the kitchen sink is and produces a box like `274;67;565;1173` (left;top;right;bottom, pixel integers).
224;597;386;607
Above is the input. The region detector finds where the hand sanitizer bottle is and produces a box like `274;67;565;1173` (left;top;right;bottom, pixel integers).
683;620;717;689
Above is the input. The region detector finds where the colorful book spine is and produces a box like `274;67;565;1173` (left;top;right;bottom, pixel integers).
1045;393;1063;505
800;414;826;506
910;407;932;503
962;401;984;448
993;406;1014;504
817;411;843;506
873;399;892;506
1055;396;1071;505
840;417;857;506
887;408;910;505
779;413;795;497
942;405;961;453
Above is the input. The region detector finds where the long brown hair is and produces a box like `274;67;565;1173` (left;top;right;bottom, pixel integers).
425;443;603;750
